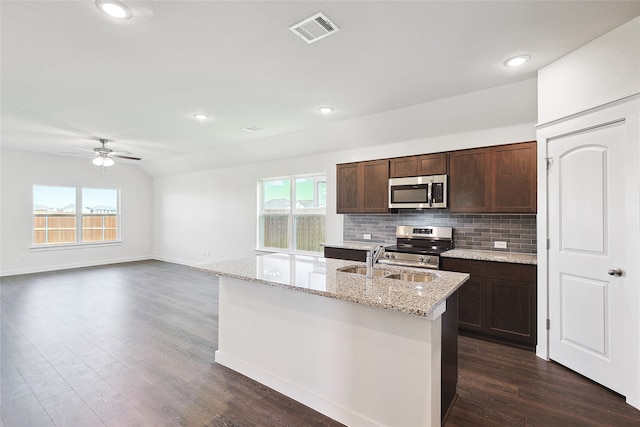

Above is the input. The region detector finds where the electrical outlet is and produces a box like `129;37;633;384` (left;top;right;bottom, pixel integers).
494;241;507;249
363;234;372;240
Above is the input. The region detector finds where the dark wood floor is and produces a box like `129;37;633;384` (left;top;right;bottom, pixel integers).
1;261;639;427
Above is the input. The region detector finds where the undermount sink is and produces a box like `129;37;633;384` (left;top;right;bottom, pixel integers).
383;272;433;283
337;266;434;282
337;266;388;277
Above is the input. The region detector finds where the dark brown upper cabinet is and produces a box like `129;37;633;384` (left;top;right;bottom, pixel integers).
491;142;537;213
449;147;492;212
389;153;448;178
336;160;389;213
449;141;537;213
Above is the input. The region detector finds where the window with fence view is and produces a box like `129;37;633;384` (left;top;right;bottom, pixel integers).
33;185;119;246
258;174;326;253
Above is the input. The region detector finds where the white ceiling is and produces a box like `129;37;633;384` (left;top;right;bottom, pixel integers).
2;1;639;170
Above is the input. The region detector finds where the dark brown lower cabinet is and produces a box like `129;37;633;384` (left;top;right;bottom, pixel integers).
441;257;537;348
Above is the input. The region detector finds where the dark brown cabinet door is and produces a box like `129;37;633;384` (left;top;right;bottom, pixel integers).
487;278;536;343
417;152;448;175
389;153;448;178
389;157;418;178
457;277;484;331
449;147;491;212
362;160;389;212
336;160;389;213
491;141;537;212
336;163;361;213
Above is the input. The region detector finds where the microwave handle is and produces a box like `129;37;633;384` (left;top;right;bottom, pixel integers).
427;182;432;207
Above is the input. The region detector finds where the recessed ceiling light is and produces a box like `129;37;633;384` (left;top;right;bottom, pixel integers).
318;106;334;114
503;55;531;67
96;0;132;19
242;125;263;133
193;114;210;120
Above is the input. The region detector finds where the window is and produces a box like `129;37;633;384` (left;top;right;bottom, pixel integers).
33;185;120;246
258;174;326;253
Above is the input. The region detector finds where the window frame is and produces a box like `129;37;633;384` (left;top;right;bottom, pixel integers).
31;184;122;250
257;173;326;255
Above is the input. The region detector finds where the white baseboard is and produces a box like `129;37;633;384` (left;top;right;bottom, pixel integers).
0;255;153;277
151;255;199;267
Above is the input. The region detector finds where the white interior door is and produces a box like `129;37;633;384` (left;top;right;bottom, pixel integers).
547;120;626;395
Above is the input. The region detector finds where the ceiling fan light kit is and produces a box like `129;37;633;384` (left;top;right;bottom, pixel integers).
92;155;115;167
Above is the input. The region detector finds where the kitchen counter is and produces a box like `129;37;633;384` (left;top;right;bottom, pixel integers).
197;253;468;318
442;248;537;265
198;253;469;426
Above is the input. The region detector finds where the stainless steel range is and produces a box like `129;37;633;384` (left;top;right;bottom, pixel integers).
378;225;453;270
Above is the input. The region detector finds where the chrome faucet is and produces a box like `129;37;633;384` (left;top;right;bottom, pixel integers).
366;245;385;278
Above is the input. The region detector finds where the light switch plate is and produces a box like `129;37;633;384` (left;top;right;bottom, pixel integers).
363;234;372;240
494;241;507;249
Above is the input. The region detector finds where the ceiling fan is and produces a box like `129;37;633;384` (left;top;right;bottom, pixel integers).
74;138;142;167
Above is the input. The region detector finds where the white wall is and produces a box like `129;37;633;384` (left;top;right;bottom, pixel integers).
538;16;640;125
152;80;538;267
0;150;153;276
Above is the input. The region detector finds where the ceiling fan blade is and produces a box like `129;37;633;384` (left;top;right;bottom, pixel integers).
60;151;94;156
72;146;98;153
109;151;132;156
112;154;142;161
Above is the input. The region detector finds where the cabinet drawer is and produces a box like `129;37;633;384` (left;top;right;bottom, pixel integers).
441;258;535;283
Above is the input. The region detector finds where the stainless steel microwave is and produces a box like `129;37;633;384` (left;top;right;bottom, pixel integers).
388;175;447;209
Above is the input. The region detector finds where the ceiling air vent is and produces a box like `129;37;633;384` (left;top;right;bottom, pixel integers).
289;12;340;44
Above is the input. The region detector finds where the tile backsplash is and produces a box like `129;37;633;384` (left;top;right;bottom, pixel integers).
343;211;537;254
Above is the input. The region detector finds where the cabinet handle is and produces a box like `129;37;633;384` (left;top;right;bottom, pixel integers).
607;268;623;277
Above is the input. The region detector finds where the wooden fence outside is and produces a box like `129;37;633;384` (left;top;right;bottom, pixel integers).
34;213;118;244
261;214;325;252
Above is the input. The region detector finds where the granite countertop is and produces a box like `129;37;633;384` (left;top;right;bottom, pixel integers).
441;249;537;265
321;240;389;251
196;253;469;318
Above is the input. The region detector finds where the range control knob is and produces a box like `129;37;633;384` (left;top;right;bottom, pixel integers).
418;255;424;263
384;253;391;259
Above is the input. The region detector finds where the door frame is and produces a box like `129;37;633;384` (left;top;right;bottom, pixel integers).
536;94;640;409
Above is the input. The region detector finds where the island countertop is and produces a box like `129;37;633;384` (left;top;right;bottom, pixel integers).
196;253;469;318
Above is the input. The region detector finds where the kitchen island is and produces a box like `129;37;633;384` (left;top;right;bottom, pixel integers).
197;253;469;427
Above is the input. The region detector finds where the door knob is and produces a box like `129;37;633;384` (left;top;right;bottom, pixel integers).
608;268;624;277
